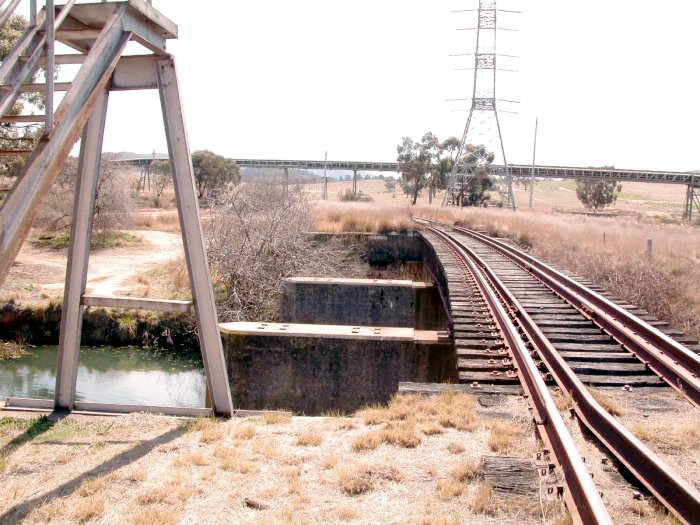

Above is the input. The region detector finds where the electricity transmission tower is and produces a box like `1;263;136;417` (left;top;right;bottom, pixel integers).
443;0;516;209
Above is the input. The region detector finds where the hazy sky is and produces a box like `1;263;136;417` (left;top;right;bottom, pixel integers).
41;1;700;171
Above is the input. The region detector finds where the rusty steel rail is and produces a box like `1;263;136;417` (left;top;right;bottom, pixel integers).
427;226;612;525
432;225;700;525
453;225;700;409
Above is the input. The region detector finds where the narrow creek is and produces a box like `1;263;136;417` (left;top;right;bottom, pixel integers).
0;346;205;408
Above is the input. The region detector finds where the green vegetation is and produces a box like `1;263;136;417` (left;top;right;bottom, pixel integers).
337;189;373;202
0;341;26;360
34;231;142;250
575;178;622;211
192;150;240;199
396;133;495;206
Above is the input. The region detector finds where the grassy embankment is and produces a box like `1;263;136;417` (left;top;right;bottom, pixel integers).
314;203;700;338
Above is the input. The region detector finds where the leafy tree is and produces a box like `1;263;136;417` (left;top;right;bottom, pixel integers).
0;14;53;178
575;178;622;211
151;160;172;204
445;144;496;206
384;178;396;192
191;150;240;199
397;132;441;205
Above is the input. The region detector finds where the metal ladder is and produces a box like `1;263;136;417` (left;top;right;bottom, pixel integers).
0;0;233;417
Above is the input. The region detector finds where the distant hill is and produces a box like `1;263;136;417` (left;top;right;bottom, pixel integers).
112;151;169;161
242;167;325;184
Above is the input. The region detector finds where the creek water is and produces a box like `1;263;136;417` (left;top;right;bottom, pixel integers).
0;346;206;408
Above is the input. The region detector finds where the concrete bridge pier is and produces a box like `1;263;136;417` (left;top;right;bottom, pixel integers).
353;169;357;195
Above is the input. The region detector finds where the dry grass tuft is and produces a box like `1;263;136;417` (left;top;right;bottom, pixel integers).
215;446;258;473
185;417;217;433
419;517;459;525
337;506;359;521
70;496;105;523
322;455;339;470
470;482;497;515
356;405;390;426
200;424;226;444
174;451;209;467
137;487;171;505
553;392;573;411
263;411;292;425
233;423;256;440
337;464;374;495
436;478;464;500
451;459;481;482
446;441;466;455
589;387;624;416
351;431;382;452
327;417;357;431
77;476;109;497
336;462;403;495
421;421;446;436
132;507;178;525
380;421;422;448
632;421;700;451
295;429;323;447
487;421;520;453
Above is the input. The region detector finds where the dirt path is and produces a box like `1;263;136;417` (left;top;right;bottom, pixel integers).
1;230;183;302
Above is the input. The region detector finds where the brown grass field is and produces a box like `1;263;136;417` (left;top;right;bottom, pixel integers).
2;390;693;524
312;181;700;339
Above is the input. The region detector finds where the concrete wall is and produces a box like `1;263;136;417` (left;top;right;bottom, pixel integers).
221;323;455;414
280;278;448;330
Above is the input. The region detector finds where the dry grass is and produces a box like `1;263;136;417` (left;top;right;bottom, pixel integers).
233;423;256;440
295;429;323;447
263;411;293;425
451;459;481;482
70;496;105;523
436;478;464;500
446;441;466;454
133;210;181;233
553;392;573;411
0;396;574;524
337;462;404;495
588;387;624;416
351;431;382;452
487;421;522;453
379;420;422;448
314;203;700;338
632;421;700;451
470;482;496;515
132;507;178;525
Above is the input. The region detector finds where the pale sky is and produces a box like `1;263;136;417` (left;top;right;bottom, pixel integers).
29;1;700;171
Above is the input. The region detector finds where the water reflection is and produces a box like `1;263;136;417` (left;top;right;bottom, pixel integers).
0;346;206;407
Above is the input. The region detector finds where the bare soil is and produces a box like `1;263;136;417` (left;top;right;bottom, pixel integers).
0;230;183;306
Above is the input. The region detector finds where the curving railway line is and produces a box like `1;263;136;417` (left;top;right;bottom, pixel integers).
414;218;700;525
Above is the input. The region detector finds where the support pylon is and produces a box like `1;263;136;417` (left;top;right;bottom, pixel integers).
443;0;516;210
0;1;233;417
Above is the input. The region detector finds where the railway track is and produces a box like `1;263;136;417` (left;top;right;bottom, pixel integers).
415;218;700;525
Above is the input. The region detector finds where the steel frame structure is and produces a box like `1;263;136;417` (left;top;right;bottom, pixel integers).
443;0;515;209
0;0;233;417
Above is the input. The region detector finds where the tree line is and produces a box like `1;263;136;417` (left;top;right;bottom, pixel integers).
396;132;622;211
